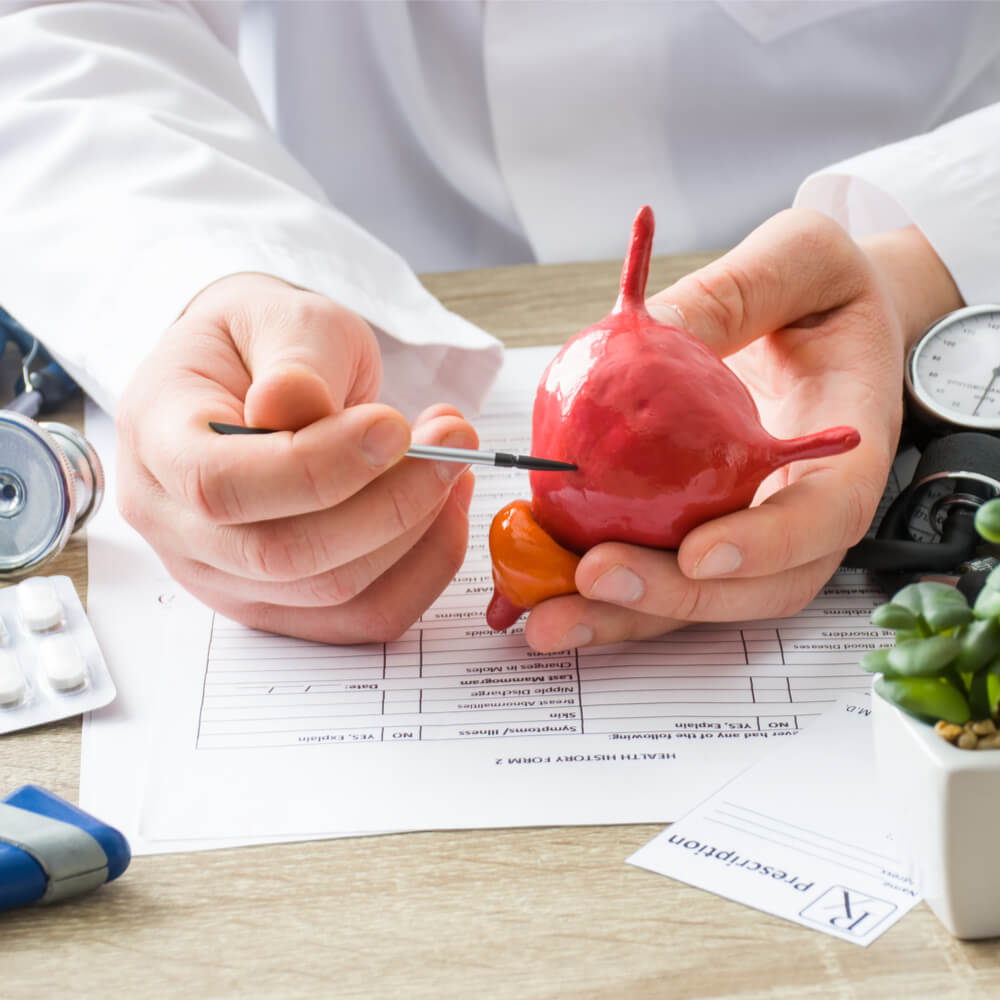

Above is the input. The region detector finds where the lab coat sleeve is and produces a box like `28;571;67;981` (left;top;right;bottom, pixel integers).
0;1;503;420
794;101;1000;307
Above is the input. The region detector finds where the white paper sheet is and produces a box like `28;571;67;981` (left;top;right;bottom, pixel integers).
82;346;898;852
627;692;921;946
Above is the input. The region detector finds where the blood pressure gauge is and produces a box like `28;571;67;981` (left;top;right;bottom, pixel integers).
845;306;1000;590
905;304;1000;432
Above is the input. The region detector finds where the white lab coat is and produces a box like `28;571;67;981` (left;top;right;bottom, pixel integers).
1;0;999;419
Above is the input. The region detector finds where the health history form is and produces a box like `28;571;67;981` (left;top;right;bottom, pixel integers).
198;592;882;751
83;346;896;850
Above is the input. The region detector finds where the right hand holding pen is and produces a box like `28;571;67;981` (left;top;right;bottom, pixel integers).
115;273;477;643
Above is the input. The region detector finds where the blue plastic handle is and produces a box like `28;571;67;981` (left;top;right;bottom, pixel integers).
0;785;131;909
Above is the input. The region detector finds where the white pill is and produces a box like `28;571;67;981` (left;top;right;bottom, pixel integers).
0;650;25;706
37;635;87;692
16;576;65;632
0;616;8;645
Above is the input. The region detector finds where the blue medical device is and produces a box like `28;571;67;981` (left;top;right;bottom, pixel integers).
0;785;130;909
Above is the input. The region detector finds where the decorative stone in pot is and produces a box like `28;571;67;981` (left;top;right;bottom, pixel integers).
871;689;1000;939
866;497;1000;938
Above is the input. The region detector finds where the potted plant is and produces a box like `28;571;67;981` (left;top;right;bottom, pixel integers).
866;497;1000;939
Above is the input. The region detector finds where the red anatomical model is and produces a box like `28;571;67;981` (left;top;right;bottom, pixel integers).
486;206;860;631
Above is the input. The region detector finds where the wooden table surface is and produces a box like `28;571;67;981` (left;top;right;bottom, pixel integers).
2;254;998;998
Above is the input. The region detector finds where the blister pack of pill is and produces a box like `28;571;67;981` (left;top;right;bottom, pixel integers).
0;575;116;735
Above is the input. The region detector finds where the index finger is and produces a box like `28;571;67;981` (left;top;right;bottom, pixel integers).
148;401;413;524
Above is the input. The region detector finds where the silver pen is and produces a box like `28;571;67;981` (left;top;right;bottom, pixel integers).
209;422;577;472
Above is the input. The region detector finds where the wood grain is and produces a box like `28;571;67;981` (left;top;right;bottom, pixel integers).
2;258;998;998
421;253;719;348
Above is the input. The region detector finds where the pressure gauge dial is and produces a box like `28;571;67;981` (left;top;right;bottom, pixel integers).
905;305;1000;432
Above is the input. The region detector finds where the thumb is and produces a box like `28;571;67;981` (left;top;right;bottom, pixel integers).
229;287;383;432
244;363;337;432
646;208;862;359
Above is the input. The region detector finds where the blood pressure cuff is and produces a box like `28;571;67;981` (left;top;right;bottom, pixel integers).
0;785;130;909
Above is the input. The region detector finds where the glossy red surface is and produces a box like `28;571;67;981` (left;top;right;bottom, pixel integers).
484;205;860;629
529;206;859;553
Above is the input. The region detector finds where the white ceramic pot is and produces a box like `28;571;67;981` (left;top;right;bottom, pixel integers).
871;688;1000;939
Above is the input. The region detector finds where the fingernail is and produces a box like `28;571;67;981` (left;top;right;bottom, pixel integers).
362;418;410;468
693;542;743;578
645;300;688;329
560;624;593;649
437;431;476;483
588;566;644;604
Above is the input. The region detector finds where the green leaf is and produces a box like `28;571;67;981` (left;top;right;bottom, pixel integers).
874;675;971;725
969;669;992;720
974;587;1000;621
954;617;1000;674
975;499;1000;544
886;635;961;677
870;603;920;633
889;581;972;632
989;672;1000;717
859;648;893;675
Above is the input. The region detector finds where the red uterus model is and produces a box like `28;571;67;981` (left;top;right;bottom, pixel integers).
486;206;860;632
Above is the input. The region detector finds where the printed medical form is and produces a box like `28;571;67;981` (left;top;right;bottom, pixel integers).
81;347;896;852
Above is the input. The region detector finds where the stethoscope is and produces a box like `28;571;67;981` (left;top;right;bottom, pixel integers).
0;310;104;578
843;304;1000;599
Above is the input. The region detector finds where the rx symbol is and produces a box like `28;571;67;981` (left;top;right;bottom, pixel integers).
800;885;896;938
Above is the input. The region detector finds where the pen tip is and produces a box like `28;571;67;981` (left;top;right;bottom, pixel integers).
519;455;578;472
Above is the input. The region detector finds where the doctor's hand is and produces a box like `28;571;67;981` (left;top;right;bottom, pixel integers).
523;209;964;652
115;272;477;643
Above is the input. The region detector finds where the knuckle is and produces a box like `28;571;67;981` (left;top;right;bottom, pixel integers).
285;295;337;335
233;523;314;582
302;565;361;607
294;445;335;510
786;212;868;299
177;455;244;523
672;581;713;623
786;212;840;259
779;562;835;619
233;528;279;581
380;480;428;536
160;552;213;594
360;606;412;643
768;513;801;572
689;264;752;339
773;587;812;621
839;478;878;546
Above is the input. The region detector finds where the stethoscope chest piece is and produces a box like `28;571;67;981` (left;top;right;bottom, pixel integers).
0;412;104;578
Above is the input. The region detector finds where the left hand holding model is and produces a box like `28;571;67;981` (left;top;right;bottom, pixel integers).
524;209;963;652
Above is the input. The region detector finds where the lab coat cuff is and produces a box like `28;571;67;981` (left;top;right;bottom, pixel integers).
73;235;504;421
794;103;1000;307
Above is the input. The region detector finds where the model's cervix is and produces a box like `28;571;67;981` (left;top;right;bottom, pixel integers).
486;206;861;632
